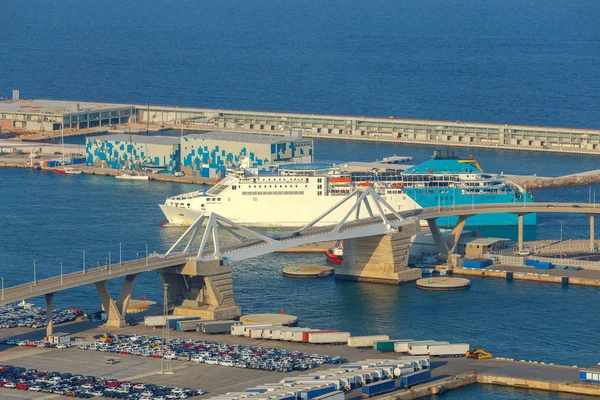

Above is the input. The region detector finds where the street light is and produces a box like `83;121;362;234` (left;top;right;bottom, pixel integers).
108;252;111;273
120;242;122;265
83;250;86;273
33;261;36;285
146;244;149;267
1;277;4;300
560;220;564;242
60;262;63;285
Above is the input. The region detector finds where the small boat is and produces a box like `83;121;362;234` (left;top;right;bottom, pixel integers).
116;172;149;181
54;167;83;175
326;240;343;264
357;182;371;187
416;264;435;274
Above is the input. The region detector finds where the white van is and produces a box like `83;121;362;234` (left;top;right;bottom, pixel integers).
517;249;531;256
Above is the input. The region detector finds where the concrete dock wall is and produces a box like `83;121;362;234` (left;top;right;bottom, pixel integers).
477;374;600;396
453;267;600;287
135;105;600;155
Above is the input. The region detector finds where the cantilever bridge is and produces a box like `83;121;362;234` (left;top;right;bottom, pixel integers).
1;188;598;335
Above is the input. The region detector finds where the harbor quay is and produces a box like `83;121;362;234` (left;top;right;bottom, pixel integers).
1;322;599;399
2;97;600;155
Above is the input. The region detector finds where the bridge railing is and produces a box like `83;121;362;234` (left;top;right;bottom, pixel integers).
0;254;190;303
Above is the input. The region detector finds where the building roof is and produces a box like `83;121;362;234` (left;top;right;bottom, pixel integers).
185;131;302;145
461;237;510;246
89;134;179;146
0;99;133;116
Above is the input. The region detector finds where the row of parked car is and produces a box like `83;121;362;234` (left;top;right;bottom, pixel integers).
0;364;202;399
0;301;81;329
77;333;346;373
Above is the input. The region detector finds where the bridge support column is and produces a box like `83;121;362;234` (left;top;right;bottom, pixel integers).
518;214;524;251
427;218;450;261
591;215;596;252
335;220;421;284
95;273;139;328
45;293;54;339
158;260;241;320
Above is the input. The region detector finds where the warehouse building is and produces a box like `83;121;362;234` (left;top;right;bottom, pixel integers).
85;131;313;177
0;98;135;132
86;134;180;173
180;131;313;178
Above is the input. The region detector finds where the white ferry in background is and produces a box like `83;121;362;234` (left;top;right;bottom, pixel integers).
159;162;421;227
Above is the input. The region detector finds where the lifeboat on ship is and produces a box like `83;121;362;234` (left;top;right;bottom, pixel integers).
326;240;344;264
357;182;371;187
329;175;352;184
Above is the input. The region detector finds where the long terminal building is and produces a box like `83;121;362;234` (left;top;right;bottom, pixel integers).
2;97;600;154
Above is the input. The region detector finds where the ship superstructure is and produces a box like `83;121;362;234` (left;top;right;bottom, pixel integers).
159;163;421;227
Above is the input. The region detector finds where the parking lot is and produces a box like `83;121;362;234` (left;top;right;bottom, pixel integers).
0;322;513;398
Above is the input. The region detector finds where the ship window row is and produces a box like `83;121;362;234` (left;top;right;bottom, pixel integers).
246;184;307;189
241;191;305;196
207;198;221;202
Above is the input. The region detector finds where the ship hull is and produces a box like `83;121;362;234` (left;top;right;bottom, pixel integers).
403;188;537;227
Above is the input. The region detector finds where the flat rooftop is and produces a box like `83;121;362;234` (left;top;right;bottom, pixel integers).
460;237;511;246
0;99;133;115
89;133;179;146
186;131;303;144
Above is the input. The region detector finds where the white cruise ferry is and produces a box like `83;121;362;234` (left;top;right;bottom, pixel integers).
159;163;421;227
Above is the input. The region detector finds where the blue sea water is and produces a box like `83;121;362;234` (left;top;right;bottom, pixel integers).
2;1;600;398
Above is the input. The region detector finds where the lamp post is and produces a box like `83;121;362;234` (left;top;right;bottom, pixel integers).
60;262;63;285
560;220;564;242
1;277;4;300
33;261;37;285
83;250;86;273
146;244;149;267
119;242;122;265
108;252;111;273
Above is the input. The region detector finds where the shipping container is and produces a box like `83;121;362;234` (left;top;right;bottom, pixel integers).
175;318;203;331
302;330;337;342
166;316;199;330
232;324;272;336
312;391;344;400
525;259;538;267
244;388;269;393
290;380;342;391
395;340;447;353
400;369;431;388
463;259;492;268
264;327;288;340
281;328;311;341
361;379;395;398
580;369;600;383
201;320;241;334
374;339;414;352
307;332;350;344
144;315;183;327
348;335;390;348
427;343;470;357
396;356;431;369
248;328;269;339
534;262;553;270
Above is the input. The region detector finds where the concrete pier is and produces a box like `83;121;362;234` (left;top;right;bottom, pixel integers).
45;293;53;338
95;274;139;328
159;260;242;320
335;221;421;284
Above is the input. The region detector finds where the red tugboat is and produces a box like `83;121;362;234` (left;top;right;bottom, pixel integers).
326;240;344;264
